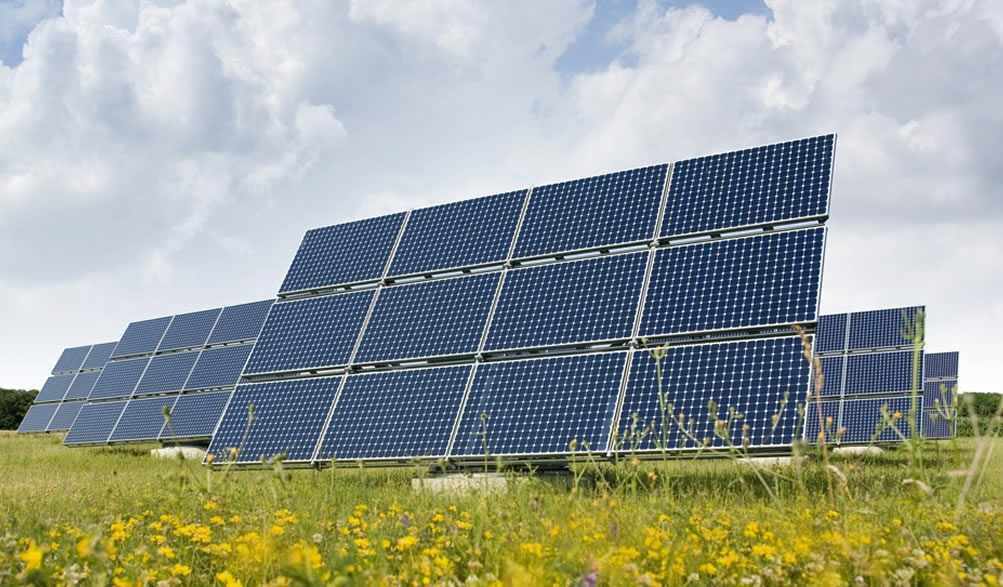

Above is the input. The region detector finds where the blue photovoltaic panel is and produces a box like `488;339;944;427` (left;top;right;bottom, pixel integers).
355;274;499;363
839;396;916;444
207;378;341;463
279;212;405;294
51;345;91;374
847;306;922;351
159;391;230;440
925;352;959;379
63;370;101;401
111;316;172;358
640;228;824;337
387;191;526;277
485;253;647;351
317;366;470;461
64;401;126;445
661;134;834;238
34;374;76;403
47;401;85;431
16;403;58;433
157;308;222;351
184;345;254;391
819;356;843;397
844;351;918;396
88;357;150;400
617;337;809;451
109;396;177;442
207;300;274;344
922;410;954;439
243;292;373;375
804;400;841;444
452;353;626;457
133;352;199;396
81;341;118;370
923;381;956;410
513;164;668;259
815;313;847;354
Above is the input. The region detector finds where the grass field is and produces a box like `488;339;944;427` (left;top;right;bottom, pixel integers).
1;431;1001;585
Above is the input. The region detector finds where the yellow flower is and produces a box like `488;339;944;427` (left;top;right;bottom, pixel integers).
210;516;226;526
271;525;285;536
699;562;717;575
229;515;242;524
217;571;243;587
159;546;176;559
396;535;418;552
752;544;777;558
743;522;759;537
19;540;43;570
171;563;192;576
204;501;219;511
76;537;91;558
112;578;134;587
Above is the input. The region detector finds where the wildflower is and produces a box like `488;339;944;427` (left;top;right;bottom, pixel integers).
271;525;285;536
396;535;418;551
19;540;43;570
217;571;243;587
204;501;219;511
699;563;717;575
76;537;91;558
159;546;176;559
210;516;226;526
171;563;192;577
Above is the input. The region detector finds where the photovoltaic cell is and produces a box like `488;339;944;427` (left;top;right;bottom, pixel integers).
47;401;84;431
839;396;917;444
617;337;809;452
16;403;58;433
923;381;956;410
819;356;844;397
387;190;526;277
355;274;499;363
159;391;231;440
844;351;918;396
63;370;101;400
184;345;254;391
803;400;841;444
513;164;668;259
109;396;177;442
317;366;470;461
279;212;405;294
451;353;627;457
925;352;959;379
34;374;76;403
88;357;150;400
157;308;222;351
133;352;199;396
485;253;647;352
922;410;954;439
207;300;274;344
81;341;118;370
51;345;91;374
244;292;373;375
847;307;922;351
207;378;341;464
815;313;847;354
640;228;824;337
111;316;172;358
64;401;126;445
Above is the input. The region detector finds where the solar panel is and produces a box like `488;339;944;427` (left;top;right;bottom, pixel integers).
922;410;954;439
111;316;172;358
355;274;499;364
207;377;342;464
617;337;809;452
51;345;91;375
47;401;84;432
513;164;668;259
451;353;627;457
34;374;76;403
317;365;471;461
183;345;254;391
109;396;178;442
923;381;956;410
387;190;526;277
819;356;844;397
803;400;841;444
243;292;374;375
63;400;126;445
640;228;824;337
160;391;231;441
839;396;917;444
661;135;834;238
157;308;222;351
279;213;405;294
815;313;847;354
16;403;59;433
925;351;959;379
847;306;922;351
81;341;118;370
844;351;920;396
207;300;274;344
484;252;647;352
63;370;102;401
133;352;200;396
88;357;150;400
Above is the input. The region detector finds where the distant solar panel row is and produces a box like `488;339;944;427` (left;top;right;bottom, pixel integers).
922;351;960;439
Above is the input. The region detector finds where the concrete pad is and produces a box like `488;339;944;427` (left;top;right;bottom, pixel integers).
832;446;884;456
737;456;796;467
412;473;570;495
151;446;208;461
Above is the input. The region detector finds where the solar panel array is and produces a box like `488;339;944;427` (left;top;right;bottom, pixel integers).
922;351;960;439
207;134;836;467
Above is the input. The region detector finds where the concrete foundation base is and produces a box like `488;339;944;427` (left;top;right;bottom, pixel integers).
412;472;570;495
151;446;208;461
737;456;796;467
832;446;884;456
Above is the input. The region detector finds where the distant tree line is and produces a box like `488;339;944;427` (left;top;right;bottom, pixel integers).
0;388;38;430
957;392;1003;437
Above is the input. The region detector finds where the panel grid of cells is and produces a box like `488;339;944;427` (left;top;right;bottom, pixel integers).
111;316;173;359
451;353;627;457
924;352;960;379
803;400;841;444
184;345;254;391
109;396;178;442
34;374;76;403
844;351;919;396
88;358;150;400
160;391;231;441
156;308;222;351
63;401;127;445
243;292;374;375
63;371;101;401
279;213;405;294
208;378;342;464
661;134;833;238
814;313;847;354
923;381;957;410
484;253;647;352
207;300;274;345
922;410;955;439
512;164;668;259
16;403;59;433
356;274;500;363
640;228;824;337
847;306;923;351
133;352;200;396
317;366;471;461
387;190;526;277
839;396;917;444
819;356;844;397
51;345;92;374
47;401;85;432
81;341;118;370
617;337;809;452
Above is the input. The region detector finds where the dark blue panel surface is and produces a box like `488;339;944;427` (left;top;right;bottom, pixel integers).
925;352;959;379
34;374;76;403
819;356;843;397
844;351;919;396
923;380;956;410
111;316;172;358
317;366;470;461
88;357;150;400
804;400;841;444
109;396;177;442
388;191;526;277
244;292;373;375
839;396;917;444
52;345;91;374
184;345;254;391
207;300;274;344
640;228;824;337
64;370;101;400
356;274;498;363
279;213;405;294
16;403;58;433
485;253;647;351
47;401;85;431
452;353;626;457
815;313;847;354
160;391;230;440
661;134;834;237
847;306;922;351
64;401;126;445
207;378;341;463
922;410;955;439
133;352;199;396
617;337;809;451
157;308;222;351
81;342;118;370
513;164;667;258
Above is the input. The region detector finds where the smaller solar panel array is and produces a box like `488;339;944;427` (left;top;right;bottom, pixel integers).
922;351;960;439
